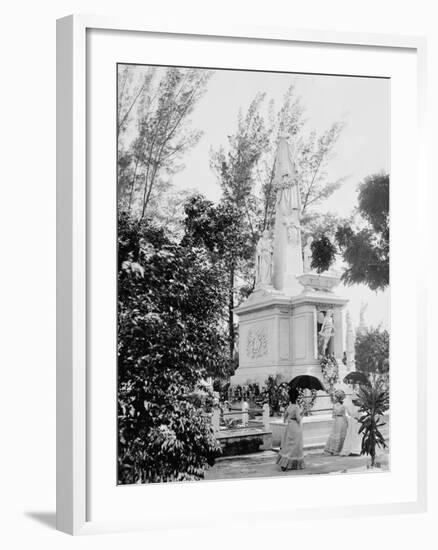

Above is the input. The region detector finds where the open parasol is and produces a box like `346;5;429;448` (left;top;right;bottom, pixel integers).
343;371;370;386
289;375;325;391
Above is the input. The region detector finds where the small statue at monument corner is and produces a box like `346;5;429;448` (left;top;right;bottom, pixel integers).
303;236;314;273
255;229;274;288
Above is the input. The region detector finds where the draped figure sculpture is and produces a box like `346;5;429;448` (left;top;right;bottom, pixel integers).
303;236;314;273
319;309;334;356
255;230;274;288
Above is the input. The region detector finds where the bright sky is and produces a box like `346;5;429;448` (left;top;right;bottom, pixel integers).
130;66;391;330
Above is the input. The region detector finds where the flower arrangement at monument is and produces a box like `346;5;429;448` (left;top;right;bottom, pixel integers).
297;388;318;416
320;354;339;394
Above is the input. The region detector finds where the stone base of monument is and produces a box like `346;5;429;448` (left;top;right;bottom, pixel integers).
270;414;333;449
216;427;273;457
231;271;349;388
270;412;390;450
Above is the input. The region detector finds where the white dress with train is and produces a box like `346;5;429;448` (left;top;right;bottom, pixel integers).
340;394;362;456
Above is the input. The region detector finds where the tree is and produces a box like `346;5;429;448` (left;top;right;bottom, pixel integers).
209;96;270;359
336;173;389;291
117;65;156;137
310;235;337;273
355;327;389;376
118;66;212;219
117;214;228;484
295;122;346;215
182;194;255;366
355;376;389;466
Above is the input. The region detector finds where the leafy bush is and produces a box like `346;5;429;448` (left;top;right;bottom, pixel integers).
355;328;389;376
118;214;229;484
261;375;289;416
354;376;389;466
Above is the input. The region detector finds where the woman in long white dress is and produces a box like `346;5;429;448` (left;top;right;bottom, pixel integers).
340;386;362;456
324;390;348;455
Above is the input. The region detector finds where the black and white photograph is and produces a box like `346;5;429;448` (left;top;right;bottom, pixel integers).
117;64;390;485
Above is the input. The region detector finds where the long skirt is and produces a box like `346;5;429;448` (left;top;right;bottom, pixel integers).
324;416;348;455
340;417;362;456
276;420;305;470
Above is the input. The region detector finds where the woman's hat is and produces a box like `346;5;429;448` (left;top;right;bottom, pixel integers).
334;389;346;401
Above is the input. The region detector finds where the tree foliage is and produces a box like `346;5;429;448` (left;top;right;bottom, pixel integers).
336;173;389;290
307;173;389;283
182;194;256;364
118;66;212;219
355;327;390;376
310;235;337;273
295;122;346;214
118;214;228;484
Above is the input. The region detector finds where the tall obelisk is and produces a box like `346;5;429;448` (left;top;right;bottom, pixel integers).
272;135;303;296
231;134;348;386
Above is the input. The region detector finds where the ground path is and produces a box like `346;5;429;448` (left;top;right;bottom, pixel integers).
205;450;389;480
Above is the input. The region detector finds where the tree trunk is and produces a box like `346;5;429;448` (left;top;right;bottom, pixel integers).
228;266;235;362
127;159;139;213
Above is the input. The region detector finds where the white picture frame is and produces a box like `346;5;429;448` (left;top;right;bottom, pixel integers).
56;14;428;535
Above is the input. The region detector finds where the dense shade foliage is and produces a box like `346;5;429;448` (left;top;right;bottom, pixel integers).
308;173;389;285
355;328;389;376
182;194;257;365
310;235;337;273
336;173;389;291
118;214;228;484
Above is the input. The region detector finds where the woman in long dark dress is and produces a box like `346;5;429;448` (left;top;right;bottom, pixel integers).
276;389;305;471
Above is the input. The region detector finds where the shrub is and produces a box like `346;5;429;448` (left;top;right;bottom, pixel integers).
261;375;289;416
118;214;228;484
354;376;389;466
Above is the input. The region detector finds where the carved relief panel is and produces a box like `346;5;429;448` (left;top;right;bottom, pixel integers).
246;326;268;359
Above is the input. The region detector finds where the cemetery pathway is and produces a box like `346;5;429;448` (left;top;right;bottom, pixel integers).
205;450;389;480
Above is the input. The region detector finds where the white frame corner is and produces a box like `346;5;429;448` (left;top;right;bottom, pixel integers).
56;14;427;535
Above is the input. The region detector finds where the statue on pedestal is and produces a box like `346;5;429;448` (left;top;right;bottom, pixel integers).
255;230;274;288
303;236;314;273
319;309;334;356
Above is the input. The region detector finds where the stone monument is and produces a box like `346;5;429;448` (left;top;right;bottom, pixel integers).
231;135;349;388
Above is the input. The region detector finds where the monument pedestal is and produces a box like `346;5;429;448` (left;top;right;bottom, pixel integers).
231;272;348;387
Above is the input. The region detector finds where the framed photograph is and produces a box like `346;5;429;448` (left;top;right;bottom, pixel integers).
57;15;427;535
